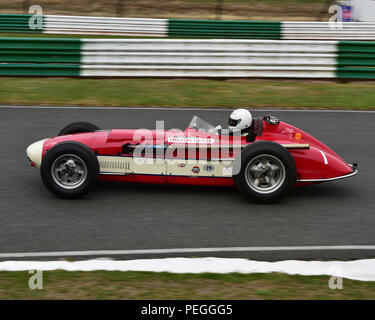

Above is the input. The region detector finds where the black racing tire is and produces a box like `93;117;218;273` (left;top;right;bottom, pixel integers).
233;141;296;204
58;122;100;136
40;141;99;199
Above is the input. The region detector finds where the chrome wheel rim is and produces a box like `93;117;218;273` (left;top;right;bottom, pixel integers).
51;154;87;189
245;154;286;194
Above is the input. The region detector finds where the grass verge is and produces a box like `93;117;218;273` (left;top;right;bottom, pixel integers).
1;78;375;110
0;270;374;299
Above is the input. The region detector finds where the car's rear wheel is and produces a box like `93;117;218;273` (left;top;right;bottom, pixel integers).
40;142;99;198
233;141;296;204
58;122;99;136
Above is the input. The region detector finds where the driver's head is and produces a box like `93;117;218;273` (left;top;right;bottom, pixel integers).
228;108;252;131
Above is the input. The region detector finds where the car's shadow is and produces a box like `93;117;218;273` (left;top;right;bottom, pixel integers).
96;180;235;197
96;180;353;203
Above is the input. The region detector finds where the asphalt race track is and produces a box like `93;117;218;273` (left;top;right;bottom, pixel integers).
0;106;374;261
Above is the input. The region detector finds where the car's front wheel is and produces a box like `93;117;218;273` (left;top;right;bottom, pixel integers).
40;142;99;198
233;141;296;204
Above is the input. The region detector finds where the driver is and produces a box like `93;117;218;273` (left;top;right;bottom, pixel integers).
228;108;253;134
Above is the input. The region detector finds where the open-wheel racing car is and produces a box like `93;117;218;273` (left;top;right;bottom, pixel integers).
26;109;358;203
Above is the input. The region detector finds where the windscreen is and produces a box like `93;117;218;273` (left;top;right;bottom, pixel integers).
188;116;217;134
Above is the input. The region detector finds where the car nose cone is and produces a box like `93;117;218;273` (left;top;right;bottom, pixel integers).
26;139;46;168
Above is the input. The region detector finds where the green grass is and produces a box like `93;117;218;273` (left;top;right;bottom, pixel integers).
1;78;375;110
0;270;374;299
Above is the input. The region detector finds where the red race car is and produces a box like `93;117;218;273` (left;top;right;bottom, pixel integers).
26;110;357;203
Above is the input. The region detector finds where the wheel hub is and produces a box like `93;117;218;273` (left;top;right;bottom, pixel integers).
51;154;88;189
245;154;286;194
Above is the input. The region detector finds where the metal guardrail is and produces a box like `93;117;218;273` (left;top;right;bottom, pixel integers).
0;14;42;33
168;20;281;39
43;15;168;37
80;39;337;78
282;22;375;40
3;14;375;41
0;38;80;76
0;37;373;79
337;41;375;79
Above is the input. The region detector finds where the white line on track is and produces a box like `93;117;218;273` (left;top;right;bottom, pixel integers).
1;246;375;258
0;105;375;113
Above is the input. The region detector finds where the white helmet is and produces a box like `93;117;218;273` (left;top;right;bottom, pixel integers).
228;108;253;131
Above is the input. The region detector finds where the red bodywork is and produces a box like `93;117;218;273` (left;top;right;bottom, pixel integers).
38;119;355;187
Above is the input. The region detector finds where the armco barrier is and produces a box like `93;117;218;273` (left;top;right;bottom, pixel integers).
80;39;337;78
43;15;167;37
0;14;42;33
3;14;375;41
168;20;281;39
1;38;374;79
282;22;375;40
0;38;80;76
337;41;375;79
